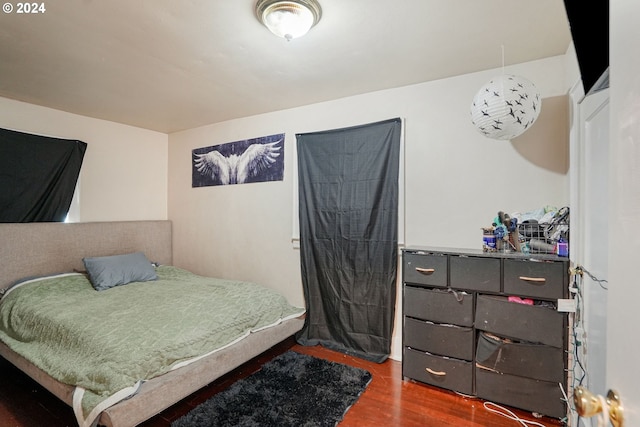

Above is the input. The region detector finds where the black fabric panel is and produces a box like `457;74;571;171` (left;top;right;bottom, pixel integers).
0;127;87;222
295;118;401;363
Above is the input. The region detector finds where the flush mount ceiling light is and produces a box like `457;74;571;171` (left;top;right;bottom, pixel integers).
470;74;542;140
256;0;322;41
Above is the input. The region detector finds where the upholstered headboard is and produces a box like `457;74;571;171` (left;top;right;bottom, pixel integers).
0;220;172;290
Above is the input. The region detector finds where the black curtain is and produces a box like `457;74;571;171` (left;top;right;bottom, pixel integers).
0;127;87;222
295;118;401;363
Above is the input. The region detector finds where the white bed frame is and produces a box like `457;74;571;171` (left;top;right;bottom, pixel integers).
0;220;304;427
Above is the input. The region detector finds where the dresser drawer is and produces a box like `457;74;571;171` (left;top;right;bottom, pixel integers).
476;332;565;382
403;347;473;395
503;259;567;300
450;255;500;293
475;295;565;348
403;252;447;288
476;366;567;419
404;317;474;360
404;286;473;327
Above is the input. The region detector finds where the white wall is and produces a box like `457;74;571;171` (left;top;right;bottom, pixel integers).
0;97;168;221
404;56;569;248
168;55;570;360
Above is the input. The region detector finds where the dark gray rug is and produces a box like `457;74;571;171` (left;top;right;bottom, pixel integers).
171;350;372;427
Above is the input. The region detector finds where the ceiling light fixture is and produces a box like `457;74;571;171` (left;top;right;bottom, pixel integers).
256;0;322;41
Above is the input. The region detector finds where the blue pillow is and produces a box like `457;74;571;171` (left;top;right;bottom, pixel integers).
82;252;157;291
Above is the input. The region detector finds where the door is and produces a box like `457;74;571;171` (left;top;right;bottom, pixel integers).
571;43;640;427
606;1;640;426
570;83;611;426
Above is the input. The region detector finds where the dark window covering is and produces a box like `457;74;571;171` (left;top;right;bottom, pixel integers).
0;127;87;222
295;118;401;363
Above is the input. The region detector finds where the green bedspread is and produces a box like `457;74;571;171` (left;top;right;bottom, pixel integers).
0;265;305;427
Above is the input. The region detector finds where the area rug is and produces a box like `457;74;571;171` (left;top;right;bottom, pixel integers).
171;350;372;427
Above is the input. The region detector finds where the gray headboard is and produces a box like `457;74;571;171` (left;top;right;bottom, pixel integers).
0;220;172;290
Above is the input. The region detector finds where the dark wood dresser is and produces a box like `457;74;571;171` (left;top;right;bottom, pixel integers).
402;247;570;419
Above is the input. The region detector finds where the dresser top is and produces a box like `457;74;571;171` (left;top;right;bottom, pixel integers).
402;246;569;262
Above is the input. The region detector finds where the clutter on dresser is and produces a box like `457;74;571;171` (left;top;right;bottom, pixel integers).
482;206;569;256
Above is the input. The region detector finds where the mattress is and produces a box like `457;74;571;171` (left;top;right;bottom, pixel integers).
0;265;305;427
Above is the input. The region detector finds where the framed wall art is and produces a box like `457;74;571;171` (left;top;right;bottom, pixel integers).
192;133;284;187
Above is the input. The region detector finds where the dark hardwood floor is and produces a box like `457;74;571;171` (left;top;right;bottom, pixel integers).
0;338;565;427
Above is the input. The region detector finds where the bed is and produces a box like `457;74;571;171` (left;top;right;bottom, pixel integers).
0;220;306;427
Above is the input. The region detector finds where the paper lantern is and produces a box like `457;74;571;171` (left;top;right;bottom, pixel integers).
470;74;541;140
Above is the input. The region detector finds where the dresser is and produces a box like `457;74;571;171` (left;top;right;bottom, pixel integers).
402;247;570;419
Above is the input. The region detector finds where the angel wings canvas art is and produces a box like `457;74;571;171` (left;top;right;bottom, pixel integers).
192;134;284;187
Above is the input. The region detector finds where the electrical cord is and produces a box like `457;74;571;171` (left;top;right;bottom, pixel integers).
577;265;608;290
454;393;557;426
572;327;587;386
570;274;587;389
483;402;548;427
569;264;608;391
567;263;608;426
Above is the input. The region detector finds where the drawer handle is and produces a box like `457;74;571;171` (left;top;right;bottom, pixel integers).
415;267;435;275
425;367;446;376
519;276;546;283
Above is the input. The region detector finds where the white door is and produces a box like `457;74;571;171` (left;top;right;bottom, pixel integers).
607;1;640;426
569;2;640;424
572;86;640;426
569;81;611;426
573;88;610;405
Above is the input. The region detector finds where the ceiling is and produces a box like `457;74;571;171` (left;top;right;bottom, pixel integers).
0;1;572;134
